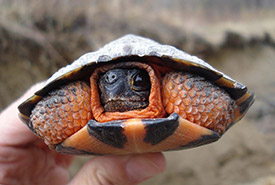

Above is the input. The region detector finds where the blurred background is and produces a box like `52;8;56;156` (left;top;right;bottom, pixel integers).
1;0;275;184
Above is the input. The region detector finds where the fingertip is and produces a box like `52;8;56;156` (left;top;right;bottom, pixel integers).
126;152;166;183
69;153;166;185
146;152;166;171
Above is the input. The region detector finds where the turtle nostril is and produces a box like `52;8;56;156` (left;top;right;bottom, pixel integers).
105;71;118;84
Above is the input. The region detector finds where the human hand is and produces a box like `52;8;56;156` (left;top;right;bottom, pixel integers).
0;83;166;185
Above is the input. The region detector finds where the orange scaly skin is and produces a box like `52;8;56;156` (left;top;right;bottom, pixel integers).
162;72;236;135
30;81;92;147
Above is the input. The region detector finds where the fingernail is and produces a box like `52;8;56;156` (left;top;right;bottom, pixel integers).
126;153;166;182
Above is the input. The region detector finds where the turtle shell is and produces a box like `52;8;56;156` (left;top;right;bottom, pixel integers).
18;34;254;155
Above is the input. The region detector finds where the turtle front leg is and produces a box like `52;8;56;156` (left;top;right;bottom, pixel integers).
29;81;92;148
161;72;236;135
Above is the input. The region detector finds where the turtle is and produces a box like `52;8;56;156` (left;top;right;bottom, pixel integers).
18;34;255;155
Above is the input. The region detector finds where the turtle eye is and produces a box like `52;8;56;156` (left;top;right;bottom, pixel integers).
132;70;150;91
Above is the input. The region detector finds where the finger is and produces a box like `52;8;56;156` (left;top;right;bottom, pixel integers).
69;152;166;185
0;82;45;146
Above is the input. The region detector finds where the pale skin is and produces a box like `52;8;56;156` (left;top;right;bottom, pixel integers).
0;83;166;185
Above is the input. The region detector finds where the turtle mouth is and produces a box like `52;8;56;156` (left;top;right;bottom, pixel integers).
103;100;149;112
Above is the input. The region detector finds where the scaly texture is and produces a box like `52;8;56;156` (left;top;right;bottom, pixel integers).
162;72;236;135
30;81;92;147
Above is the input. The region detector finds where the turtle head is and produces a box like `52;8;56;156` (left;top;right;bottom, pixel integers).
98;68;151;112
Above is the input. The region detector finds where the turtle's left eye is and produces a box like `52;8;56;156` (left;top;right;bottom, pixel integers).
131;70;150;91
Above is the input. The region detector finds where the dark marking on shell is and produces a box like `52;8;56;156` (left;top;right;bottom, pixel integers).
239;92;255;114
176;132;219;150
144;113;179;145
189;65;222;81
222;86;247;100
87;120;127;148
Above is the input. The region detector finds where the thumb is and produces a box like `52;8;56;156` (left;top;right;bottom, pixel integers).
68;152;166;185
